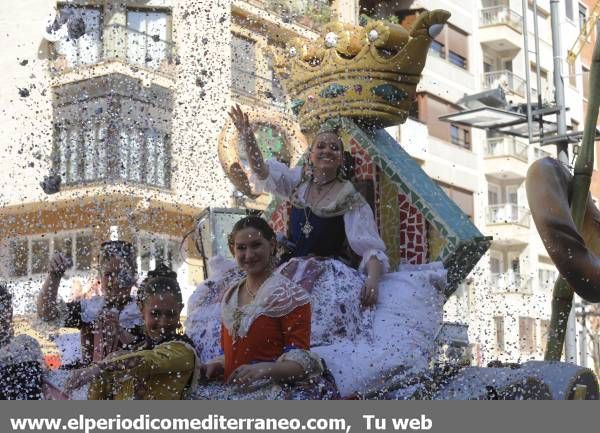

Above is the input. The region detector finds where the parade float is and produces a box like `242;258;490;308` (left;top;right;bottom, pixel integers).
209;9;600;399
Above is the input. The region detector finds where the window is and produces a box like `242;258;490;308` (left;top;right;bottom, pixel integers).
488;185;500;206
420;93;472;149
54;5;102;68
530;63;549;99
540;319;550;344
136;234;183;273
569;61;577;87
450;124;471;149
429;25;468;69
448;51;467;69
494;316;505;351
519;317;537;353
6;232;93;278
539;268;557;289
579;3;587;34
55;123;170;188
9;239;28;277
429;40;445;59
267;55;286;106
127;9;172;69
582;66;590;99
231;34;256;96
566;0;574;20
436;181;474;220
490;256;502;274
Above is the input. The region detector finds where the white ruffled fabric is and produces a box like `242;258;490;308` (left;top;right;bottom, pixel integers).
185;259;446;398
249;159;389;273
310;262;446;397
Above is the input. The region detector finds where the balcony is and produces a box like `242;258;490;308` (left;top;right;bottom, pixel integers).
50;24;177;78
52;74;173;191
234;0;330;36
231;66;287;112
484;137;529;179
485;137;527;161
486;204;530;227
485;203;530;245
490;272;533;295
479;6;523;51
53;126;172;190
482;70;527;97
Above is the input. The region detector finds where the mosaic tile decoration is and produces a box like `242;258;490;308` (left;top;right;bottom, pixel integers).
269;201;291;234
341;118;490;293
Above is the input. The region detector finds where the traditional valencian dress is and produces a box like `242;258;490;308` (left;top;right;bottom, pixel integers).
87;336;199;400
193;273;339;400
187;160;447;398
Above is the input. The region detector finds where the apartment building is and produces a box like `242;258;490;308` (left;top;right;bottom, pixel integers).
1;1;598;369
1;0;233;311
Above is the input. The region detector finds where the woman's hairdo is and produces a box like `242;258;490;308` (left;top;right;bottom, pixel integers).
137;262;182;305
227;216;276;250
100;240;136;269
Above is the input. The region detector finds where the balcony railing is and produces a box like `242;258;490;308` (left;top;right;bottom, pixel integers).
53;126;171;189
484;137;528;162
482;70;527;97
486;203;531;227
480;6;523;33
231;66;286;111
490;272;533;294
261;0;332;32
51;24;176;75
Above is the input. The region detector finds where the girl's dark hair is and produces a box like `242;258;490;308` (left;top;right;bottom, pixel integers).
100;240;136;270
227;216;276;251
137;262;182;305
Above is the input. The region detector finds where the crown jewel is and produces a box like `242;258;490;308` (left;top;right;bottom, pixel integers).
274;10;451;132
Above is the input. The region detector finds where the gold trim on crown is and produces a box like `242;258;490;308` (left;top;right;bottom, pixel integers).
273;10;451;131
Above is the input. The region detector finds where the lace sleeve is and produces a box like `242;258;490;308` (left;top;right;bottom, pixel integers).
248;159;302;198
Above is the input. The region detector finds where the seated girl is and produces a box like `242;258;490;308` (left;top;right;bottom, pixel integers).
66;264;198;400
194;216;338;400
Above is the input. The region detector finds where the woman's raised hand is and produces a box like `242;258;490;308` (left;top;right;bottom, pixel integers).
48;251;72;276
228;104;269;179
228;104;252;139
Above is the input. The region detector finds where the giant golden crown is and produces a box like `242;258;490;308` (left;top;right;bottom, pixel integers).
274;10;451;132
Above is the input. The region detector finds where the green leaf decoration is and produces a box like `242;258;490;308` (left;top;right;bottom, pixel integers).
371;84;408;103
320;84;348;98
